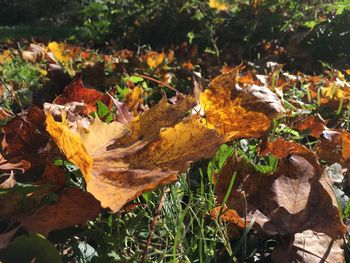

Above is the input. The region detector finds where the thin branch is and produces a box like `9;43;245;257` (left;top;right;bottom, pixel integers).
135;73;184;97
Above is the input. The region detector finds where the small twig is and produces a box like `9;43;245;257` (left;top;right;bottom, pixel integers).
135;73;184;97
141;188;169;263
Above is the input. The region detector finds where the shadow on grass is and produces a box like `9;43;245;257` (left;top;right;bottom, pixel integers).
0;26;82;41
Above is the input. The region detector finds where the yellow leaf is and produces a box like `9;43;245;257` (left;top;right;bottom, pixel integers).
208;0;229;11
45;113;93;181
0;50;12;64
38;68;48;76
46;71;284;212
144;51;165;68
47;42;70;63
125;86;143;112
200;69;284;139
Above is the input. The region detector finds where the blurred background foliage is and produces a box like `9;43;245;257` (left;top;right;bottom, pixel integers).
1;0;350;70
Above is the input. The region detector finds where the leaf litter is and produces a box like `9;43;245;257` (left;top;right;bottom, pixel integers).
0;41;349;261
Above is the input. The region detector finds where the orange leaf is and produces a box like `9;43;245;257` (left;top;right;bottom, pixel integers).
144;51;165;68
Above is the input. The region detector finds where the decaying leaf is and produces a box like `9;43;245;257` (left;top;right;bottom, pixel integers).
21;188;100;236
259;137;310;158
118;96;196;146
215;139;346;262
272;230;344;263
1;106;49;174
316;130;350;165
295;115;328;137
210;206;246;228
0;154;30;174
214;138;346;261
54;76;111;114
22;44;45;63
144;51;165;68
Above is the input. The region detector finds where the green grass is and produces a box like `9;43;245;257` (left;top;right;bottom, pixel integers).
48;143;279;263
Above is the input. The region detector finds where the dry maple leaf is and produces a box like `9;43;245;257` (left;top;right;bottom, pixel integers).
294;115;328;138
22;44;45;63
259;137;310;158
46;71;284;212
1;106;49;174
214;139;346;262
316;130;350;165
143;51;165;68
21;188;100;236
54;76;111;114
200;69;284;139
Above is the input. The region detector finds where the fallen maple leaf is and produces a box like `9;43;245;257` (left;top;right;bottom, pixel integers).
54;76;111;114
45;71;284;212
316;130;350;165
294;115;328;137
21;188;100;236
47;41;70;64
200;69;285;139
259;137;310;158
214;139;346;261
22;44;45;63
210;206;246;228
144;51;165;68
1;106;48;173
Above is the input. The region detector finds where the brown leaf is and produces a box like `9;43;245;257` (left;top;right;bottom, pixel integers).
272;230;344;263
1;106;48;174
22;44;45;63
259;137;311;158
316;130;350;165
39;162;66;190
0;173;16;189
1;106;46;158
210;206;246;228
215;143;346;239
0;154;30;174
116;96;196;146
295;115;328;137
54;76;111;114
21;188;101;236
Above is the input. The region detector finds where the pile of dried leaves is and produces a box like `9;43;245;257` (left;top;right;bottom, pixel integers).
1;41;350;262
